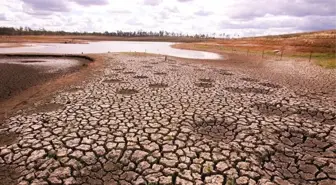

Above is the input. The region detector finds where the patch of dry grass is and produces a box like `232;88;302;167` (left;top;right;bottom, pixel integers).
315;56;336;69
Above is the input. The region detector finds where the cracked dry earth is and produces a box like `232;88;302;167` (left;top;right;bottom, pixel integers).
0;54;335;185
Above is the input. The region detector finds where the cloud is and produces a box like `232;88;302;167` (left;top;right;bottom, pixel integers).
226;0;336;20
21;0;109;16
127;18;143;26
108;9;131;14
22;0;69;12
194;10;212;16
143;0;162;6
296;16;336;31
0;14;6;21
166;6;179;13
220;17;296;30
1;0;335;37
70;0;109;6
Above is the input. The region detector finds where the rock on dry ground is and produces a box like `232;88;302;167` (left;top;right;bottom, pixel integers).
0;54;335;185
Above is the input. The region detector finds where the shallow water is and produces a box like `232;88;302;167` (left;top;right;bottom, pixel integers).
0;41;222;59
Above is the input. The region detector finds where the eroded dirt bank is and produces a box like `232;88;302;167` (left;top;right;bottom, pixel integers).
0;55;93;102
0;54;99;122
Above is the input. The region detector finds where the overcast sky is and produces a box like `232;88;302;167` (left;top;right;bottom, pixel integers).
0;0;335;37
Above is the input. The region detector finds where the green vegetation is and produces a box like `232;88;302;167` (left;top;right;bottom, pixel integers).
47;152;57;159
167;135;174;140
205;165;212;173
315;57;336;68
226;177;236;185
146;182;158;185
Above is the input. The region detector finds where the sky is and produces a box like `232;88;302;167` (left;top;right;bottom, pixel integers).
0;0;335;37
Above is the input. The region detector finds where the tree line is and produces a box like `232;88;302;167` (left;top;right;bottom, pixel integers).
0;26;229;39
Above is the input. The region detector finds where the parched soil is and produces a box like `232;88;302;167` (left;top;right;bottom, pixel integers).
0;51;335;185
171;53;336;101
0;53;334;185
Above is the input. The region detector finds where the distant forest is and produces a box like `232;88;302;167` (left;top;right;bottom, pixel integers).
0;26;227;39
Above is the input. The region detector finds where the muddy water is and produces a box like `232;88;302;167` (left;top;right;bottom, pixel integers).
0;41;222;59
0;58;83;73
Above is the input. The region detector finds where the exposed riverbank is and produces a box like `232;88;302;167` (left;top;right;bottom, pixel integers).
0;54;95;121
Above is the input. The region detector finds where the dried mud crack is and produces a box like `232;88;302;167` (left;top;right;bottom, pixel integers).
0;54;335;185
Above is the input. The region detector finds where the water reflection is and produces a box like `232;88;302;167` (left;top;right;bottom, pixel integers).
0;41;222;59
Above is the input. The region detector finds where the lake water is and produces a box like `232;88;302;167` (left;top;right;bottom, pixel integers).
0;41;221;59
